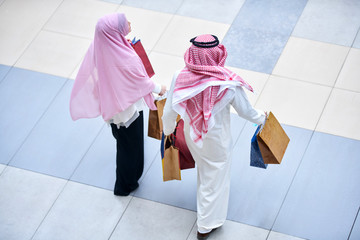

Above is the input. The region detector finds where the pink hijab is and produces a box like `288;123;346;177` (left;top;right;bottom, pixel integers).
70;13;156;121
172;35;253;146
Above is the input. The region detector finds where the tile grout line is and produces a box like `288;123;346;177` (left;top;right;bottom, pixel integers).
107;196;134;240
268;0;309;77
267;129;315;236
29;179;70;240
311;45;352;132
67;122;106;181
186;221;198;240
347;206;360;240
0;65;12;85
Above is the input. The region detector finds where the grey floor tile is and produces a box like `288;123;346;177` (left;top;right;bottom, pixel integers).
0;68;66;165
176;0;245;24
0;64;10;83
273;132;360;240
227;123;313;230
223;0;307;74
349;209;360;240
122;0;183;14
187;220;269;240
32;181;130;240
0;167;66;240
293;0;360;47
9;80;104;179
110;197;196;240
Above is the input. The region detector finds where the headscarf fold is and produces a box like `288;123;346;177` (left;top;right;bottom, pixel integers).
172;34;253;146
70;13;156;121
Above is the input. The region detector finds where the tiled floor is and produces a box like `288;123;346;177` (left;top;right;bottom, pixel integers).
0;0;359;240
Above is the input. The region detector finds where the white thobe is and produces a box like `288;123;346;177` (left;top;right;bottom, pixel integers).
162;71;266;233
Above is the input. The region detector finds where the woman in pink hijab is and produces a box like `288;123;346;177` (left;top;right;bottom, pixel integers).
70;13;166;196
162;35;266;239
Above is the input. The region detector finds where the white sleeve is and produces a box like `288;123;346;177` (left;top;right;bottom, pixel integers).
152;82;161;94
231;86;266;125
162;71;180;135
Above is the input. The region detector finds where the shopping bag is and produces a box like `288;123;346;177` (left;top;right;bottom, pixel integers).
148;99;167;140
250;125;268;169
174;119;195;170
257;112;290;164
131;38;155;78
161;134;181;181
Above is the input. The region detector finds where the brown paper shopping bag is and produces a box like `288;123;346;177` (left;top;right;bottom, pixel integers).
162;135;181;181
148;99;167;140
257;112;290;164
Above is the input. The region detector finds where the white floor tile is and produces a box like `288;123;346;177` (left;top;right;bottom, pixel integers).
335;48;360;92
273;37;349;86
0;0;62;65
15;30;91;78
268;231;306;240
227;67;270;106
316;88;360;140
255;75;332;130
148;51;184;87
44;0;119;39
187;220;269;240
117;6;173;51
110;197;196;240
0;167;66;240
153;15;229;57
32;181;130;240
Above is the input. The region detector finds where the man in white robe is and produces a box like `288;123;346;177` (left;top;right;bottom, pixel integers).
162;34;266;240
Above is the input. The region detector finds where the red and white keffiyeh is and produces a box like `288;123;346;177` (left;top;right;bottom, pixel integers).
172;34;253;147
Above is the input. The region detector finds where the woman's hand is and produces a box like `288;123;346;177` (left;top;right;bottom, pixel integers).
159;85;167;96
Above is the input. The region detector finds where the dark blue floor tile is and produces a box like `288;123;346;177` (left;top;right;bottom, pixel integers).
0;68;66;165
223;0;307;74
227;122;313;229
273;132;360;240
9;80;104;179
122;0;183;14
0;64;11;83
71;108;163;191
